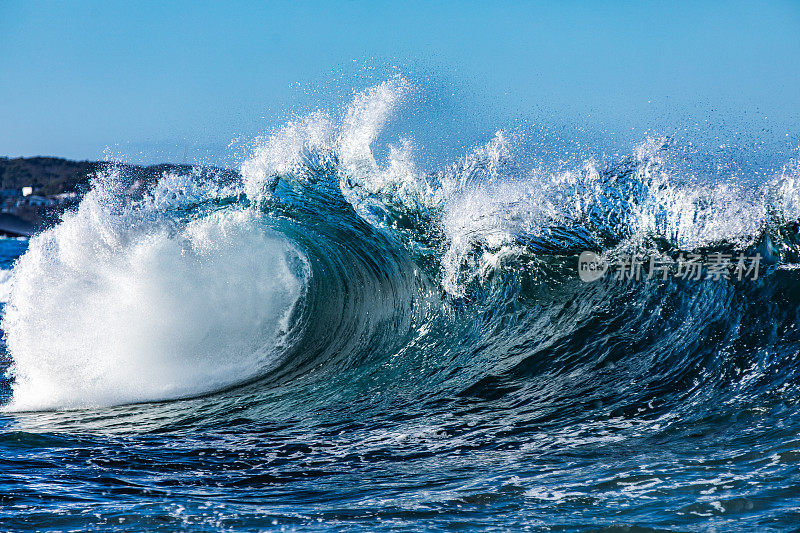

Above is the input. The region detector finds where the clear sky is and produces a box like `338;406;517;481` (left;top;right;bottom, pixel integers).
1;1;798;167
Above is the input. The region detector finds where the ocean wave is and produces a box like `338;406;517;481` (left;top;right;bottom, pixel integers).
1;79;799;418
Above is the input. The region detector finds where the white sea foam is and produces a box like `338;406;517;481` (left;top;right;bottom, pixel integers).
0;269;13;304
2;170;306;411
771;157;800;223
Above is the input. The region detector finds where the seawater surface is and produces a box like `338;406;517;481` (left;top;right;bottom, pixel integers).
2;80;800;531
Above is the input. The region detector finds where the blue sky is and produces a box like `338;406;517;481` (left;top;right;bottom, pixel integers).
1;1;798;167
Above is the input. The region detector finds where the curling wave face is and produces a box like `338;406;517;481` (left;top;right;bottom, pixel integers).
1;79;800;530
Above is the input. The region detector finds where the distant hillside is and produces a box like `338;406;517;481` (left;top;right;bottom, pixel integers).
0;156;100;195
0;156;239;235
0;156;231;196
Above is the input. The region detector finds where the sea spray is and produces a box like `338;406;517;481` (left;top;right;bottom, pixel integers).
2;172;307;411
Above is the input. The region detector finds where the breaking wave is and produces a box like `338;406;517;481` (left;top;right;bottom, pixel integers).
1;77;800;530
2;78;800;415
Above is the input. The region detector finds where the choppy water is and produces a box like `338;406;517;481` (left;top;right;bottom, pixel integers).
2;79;800;531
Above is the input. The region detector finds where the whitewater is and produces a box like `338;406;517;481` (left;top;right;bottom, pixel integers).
1;78;800;531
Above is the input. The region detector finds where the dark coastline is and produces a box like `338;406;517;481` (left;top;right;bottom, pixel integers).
0;156;235;235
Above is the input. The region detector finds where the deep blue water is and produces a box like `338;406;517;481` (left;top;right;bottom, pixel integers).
0;238;28;268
